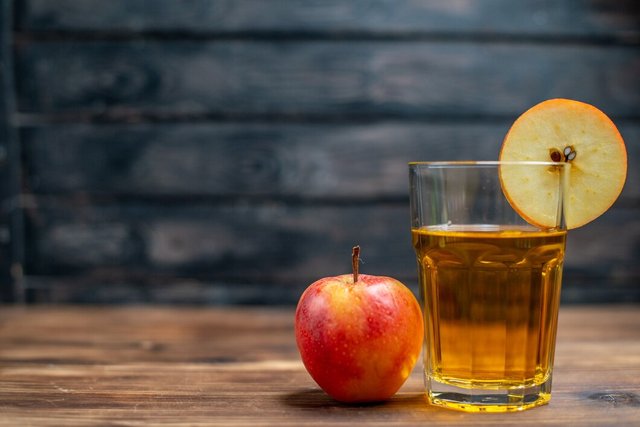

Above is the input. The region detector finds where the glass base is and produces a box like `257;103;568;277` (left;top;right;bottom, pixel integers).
426;376;552;412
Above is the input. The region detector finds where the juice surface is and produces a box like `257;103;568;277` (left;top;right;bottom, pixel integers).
412;225;567;389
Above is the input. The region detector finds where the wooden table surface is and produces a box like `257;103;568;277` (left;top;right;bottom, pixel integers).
0;305;639;426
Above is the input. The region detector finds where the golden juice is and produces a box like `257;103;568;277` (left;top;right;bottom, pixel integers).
412;224;566;411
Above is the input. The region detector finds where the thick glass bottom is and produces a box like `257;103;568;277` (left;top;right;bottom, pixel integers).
426;375;552;412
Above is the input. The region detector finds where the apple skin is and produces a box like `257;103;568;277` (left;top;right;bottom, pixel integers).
295;273;423;403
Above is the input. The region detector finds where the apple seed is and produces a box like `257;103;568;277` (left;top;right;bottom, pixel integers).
549;148;562;162
563;145;577;161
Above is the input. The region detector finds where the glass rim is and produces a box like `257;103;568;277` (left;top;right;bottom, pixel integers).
408;160;570;167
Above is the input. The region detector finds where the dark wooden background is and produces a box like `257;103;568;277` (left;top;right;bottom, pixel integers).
0;0;638;304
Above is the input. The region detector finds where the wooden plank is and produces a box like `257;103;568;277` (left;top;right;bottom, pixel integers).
15;0;640;38
25;203;415;281
0;365;635;425
23;277;313;305
0;306;639;425
6;305;637;363
0;306;298;364
21;202;640;304
22;273;640;305
0;0;13;301
0;0;24;302
563;207;640;303
15;41;640;117
20;121;640;200
20;121;509;197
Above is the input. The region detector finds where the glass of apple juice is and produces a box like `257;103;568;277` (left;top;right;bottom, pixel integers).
409;161;569;412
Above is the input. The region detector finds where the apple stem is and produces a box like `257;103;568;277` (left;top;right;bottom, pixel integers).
352;245;360;283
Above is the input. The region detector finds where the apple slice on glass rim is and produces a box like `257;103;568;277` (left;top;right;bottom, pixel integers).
499;98;627;229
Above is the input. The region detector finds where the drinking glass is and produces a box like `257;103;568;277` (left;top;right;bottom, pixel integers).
409;161;569;412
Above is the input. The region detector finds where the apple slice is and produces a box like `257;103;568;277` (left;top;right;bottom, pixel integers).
499;98;627;229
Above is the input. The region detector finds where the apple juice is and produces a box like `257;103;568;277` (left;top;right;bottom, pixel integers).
412;225;566;399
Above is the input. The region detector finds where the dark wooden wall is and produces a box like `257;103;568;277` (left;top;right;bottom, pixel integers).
0;0;639;304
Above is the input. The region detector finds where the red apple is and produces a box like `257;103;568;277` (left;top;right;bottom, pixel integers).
295;246;423;403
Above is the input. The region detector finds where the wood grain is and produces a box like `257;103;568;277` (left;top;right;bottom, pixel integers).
24;203;414;280
18;201;640;304
3;1;639;304
16;0;640;37
0;0;23;303
0;1;13;301
15;41;640;116
25;203;640;281
20;122;640;200
0;305;639;426
21;122;508;197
